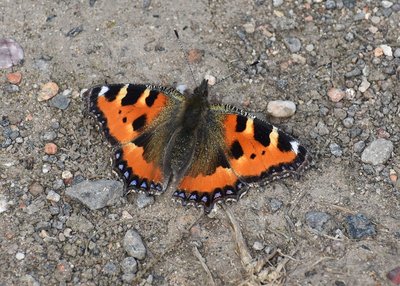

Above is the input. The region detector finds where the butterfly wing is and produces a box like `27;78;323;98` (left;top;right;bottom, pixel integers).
173;105;308;213
86;84;183;193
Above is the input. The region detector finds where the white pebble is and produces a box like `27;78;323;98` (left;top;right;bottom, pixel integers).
61;170;73;180
379;44;393;57
358;77;370;93
46;190;61;202
42;164;51;174
204;74;216;86
16;252;25;260
267;100;296;118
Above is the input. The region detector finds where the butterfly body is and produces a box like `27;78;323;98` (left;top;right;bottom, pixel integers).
86;79;308;213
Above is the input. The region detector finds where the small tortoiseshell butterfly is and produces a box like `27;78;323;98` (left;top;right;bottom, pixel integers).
86;75;308;213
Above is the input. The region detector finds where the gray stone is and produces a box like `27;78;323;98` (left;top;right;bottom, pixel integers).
136;193;155;209
121;257;138;274
124;229;146;260
51;94;71;110
267;100;296;118
330;143;343;157
42;130;57;141
345;67;361;78
283;37;301;53
273;0;283;7
342;117;354;128
66;213;94;233
345;213;375;239
325;0;336;9
268;198;283;213
315;121;329;136
65;180;123;210
103;262;118;275
393;48;400;58
305;211;332;232
353;141;366;153
361;139;393;165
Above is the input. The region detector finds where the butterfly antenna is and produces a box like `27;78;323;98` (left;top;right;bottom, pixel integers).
174;29;197;85
214;60;260;86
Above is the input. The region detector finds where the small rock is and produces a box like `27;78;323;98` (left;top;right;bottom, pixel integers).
345;213;375;239
0;38;24;69
361;139;393;165
394;48;400;58
103;262;118;275
243;22;256;34
283;37;301;53
267;198;283;212
187;49;203;64
66;213;94;233
345;67;361;78
325;0;336;9
381;0;393;8
37;82;59;101
42;164;51;174
4;84;19;93
65;180;124;210
353;141;365;153
6;72;22;84
122;273;135;283
327;88;345;102
273;0;283;6
342;117;354;128
252;241;264;251
389;169;398;184
29;182;44;196
380;44;393;57
15;252;25;260
51;94;71;110
358;77;370;93
176;84;187;94
305;211;332;232
46;190;61;202
267;100;296;118
330;143;343;157
62;170;73;182
44;143;58;155
124;229;146;260
387;267;400;285
315;121;329;136
0;196;8;214
136;193;155;209
42;130;57;141
204;74;216;86
121;257;138;274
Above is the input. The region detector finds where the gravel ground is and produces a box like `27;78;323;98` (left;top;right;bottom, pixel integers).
1;0;399;285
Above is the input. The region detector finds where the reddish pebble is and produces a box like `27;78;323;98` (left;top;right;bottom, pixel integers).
327;88;345;102
6;72;22;84
387;267;400;285
187;49;203;64
44;143;58;154
374;47;383;57
38;82;59;101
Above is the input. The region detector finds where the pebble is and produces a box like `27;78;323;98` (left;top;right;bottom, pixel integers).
29;182;44;196
65;180;124;210
123;229;146;260
267;198;283;212
325;0;336;9
66;213;94;233
343;0;355;8
44;143;58;155
136;193;155;209
266;100;296;118
103;262;118;275
358;77;370;93
37;82;59;101
15;252;25;260
42;164;51;174
121;257;138;274
62;170;73;180
342;117;354;128
374;47;384;57
361;139;393;165
4;84;19;93
353;141;366;153
0;196;8;213
46;190;61;202
204;74;216;86
187;48;203;64
327;88;345;102
394;48;400;58
387;267;400;285
345;67;361;78
252;241;264;251
243;22;255;34
315;121;329;136
0;38;24;69
305;211;332;232
273;0;283;6
42;130;57;141
51;94;71;110
381;0;393;8
345;213;375;239
330;143;343;157
380;44;393;57
283;37;301;53
389;169;398;184
6;72;22;84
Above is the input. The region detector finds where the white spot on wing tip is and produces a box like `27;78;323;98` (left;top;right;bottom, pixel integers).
98;86;109;96
290;141;299;154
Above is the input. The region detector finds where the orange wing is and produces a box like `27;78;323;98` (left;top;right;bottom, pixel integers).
87;84;181;194
223;113;308;182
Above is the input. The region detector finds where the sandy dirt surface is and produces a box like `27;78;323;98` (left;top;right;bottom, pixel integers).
1;0;399;285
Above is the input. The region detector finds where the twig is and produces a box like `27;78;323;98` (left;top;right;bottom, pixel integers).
192;245;216;286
